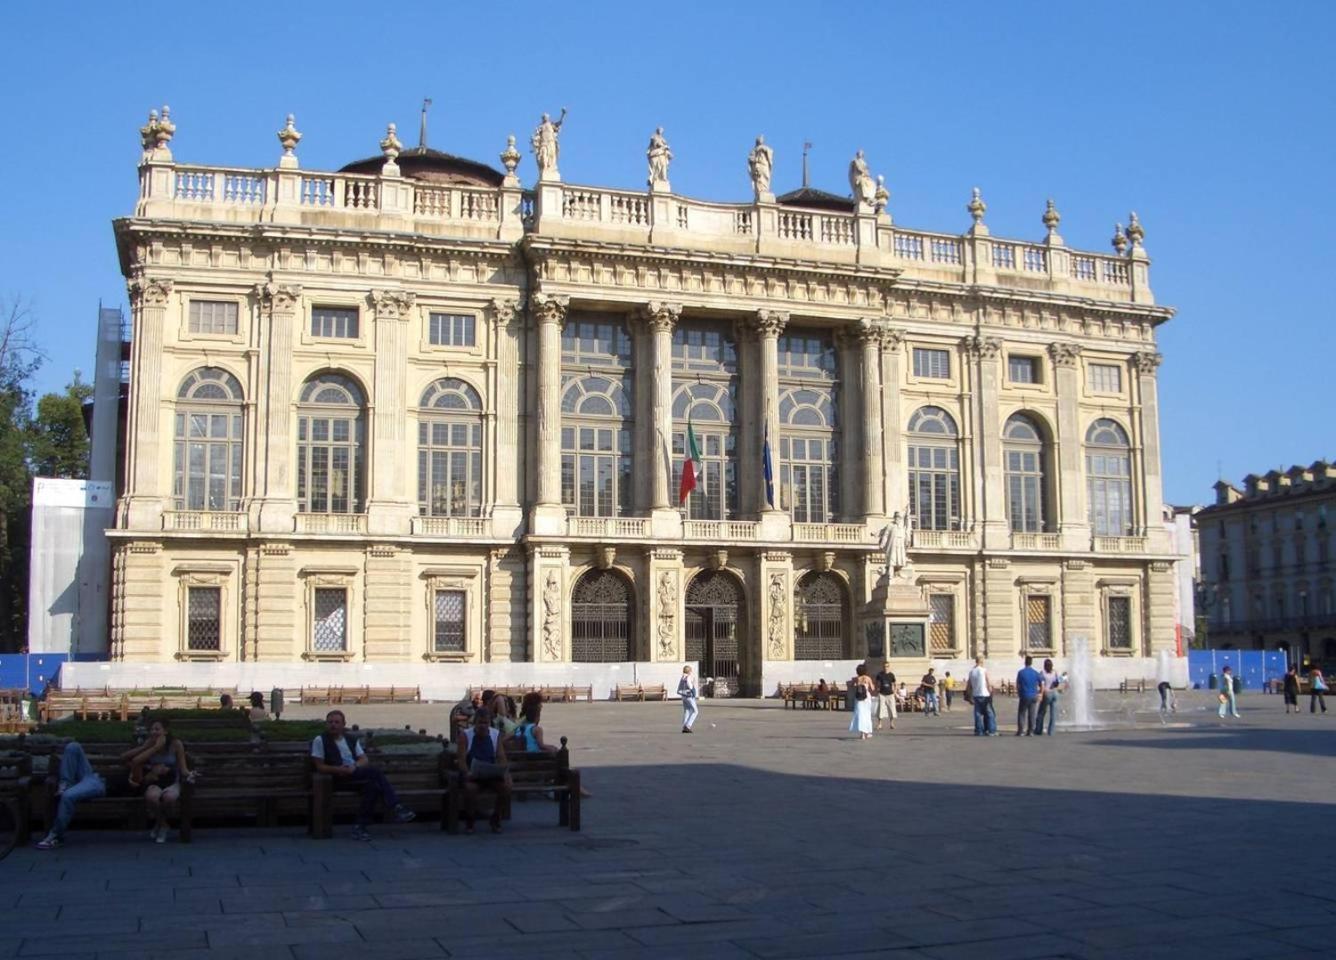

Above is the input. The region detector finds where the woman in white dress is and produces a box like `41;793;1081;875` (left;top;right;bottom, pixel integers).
849;664;875;740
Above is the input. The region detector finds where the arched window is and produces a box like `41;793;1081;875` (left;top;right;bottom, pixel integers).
174;367;245;511
561;375;633;517
907;406;960;531
417;378;483;517
1004;413;1048;533
297;373;365;514
570;569;633;662
794;572;848;660
672;322;738;520
779;385;839;523
1085;418;1132;536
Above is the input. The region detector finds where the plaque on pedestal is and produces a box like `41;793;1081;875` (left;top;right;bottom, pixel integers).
861;568;931;670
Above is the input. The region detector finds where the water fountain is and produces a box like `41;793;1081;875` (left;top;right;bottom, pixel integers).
1062;634;1098;729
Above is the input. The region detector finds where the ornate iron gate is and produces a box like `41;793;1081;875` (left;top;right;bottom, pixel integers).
794;571;847;660
570;569;632;661
686;571;743;696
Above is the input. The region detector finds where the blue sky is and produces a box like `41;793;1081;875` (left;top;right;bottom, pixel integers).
1;0;1331;505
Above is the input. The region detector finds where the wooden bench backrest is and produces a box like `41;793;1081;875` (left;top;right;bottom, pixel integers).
195;752;311;792
506;740;570;788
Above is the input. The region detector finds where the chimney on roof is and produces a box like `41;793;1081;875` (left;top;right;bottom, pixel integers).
419;98;432;149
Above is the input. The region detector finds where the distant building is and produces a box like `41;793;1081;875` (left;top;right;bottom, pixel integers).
1163;504;1199;652
1197;464;1336;664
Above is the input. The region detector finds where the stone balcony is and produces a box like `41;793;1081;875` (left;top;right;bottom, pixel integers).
134;154;1153;305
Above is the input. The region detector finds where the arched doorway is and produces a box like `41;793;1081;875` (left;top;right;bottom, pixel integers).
686;571;746;697
570;569;633;662
794;571;849;660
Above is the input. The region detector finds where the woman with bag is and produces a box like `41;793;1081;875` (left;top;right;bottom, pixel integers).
849;664;875;740
1311;668;1328;714
679;665;700;733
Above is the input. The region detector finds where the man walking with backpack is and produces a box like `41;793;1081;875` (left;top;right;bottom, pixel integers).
874;665;897;731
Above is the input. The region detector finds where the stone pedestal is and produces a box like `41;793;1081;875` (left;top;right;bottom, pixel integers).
861;570;931;670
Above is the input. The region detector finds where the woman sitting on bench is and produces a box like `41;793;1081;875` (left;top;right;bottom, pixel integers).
126;717;193;844
456;708;510;834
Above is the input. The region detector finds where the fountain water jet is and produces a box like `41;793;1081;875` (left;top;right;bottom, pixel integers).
1061;635;1100;730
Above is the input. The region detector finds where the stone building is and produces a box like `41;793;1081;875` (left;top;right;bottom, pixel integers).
99;106;1178;695
1197;464;1336;664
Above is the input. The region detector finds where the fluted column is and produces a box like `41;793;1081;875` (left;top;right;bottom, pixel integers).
834;328;861;522
121;277;171;530
966;335;1008;550
1049;341;1087;550
531;294;569;535
855;319;885;519
641;301;681;511
254;281;302;533
750;311;788;531
879;327;905;519
491;298;524;536
366;289;415;535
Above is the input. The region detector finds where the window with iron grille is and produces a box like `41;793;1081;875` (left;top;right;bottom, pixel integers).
1107;596;1132;649
428;312;476;347
912;348;951;379
311;306;359;339
1087;363;1122;393
312;588;348;652
1008;355;1040;384
187;586;222;651
1026;595;1052;649
188;300;239;335
929;594;956;652
433;590;466;653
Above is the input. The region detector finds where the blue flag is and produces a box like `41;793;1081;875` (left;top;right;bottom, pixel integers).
763;423;775;508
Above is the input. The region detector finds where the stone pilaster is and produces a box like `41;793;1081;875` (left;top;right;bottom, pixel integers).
1134;352;1169;549
648;548;685;662
254;281;301;534
880;327;906;523
366;289;416;535
121;278;172;530
255;542;297;661
734;321;760;516
530;545;570;662
981;556;1014;659
1061;559;1095;656
642;301;683;538
531;295;569;535
759;550;795;664
1146;560;1176;656
242;545;259;661
364;543;412;660
1050;341;1089;550
835;326;862;523
488;547;525;661
966;335;1008;549
117;541;164;661
749;311;789;537
491;299;525;537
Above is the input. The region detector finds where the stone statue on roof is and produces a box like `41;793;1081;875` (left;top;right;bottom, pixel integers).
647;127;673;188
748;135;774;200
849;149;875;208
531;108;567;180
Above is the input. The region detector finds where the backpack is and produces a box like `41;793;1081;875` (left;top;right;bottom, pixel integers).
855;683;868;701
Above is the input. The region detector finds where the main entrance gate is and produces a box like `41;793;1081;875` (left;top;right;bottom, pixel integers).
686;570;746;697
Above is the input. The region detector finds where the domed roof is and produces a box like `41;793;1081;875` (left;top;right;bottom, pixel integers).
339;146;504;187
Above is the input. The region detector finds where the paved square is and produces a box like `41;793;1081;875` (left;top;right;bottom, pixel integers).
6;691;1334;959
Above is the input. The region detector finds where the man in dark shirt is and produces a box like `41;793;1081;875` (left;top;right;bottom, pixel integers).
1015;656;1043;736
874;667;897;731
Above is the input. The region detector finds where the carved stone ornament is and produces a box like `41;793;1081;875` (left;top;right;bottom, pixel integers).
490;297;524;328
1133;351;1163;375
848;150;875;207
749;309;789;339
646;127;673;188
967;186;987;225
880;326;906;352
641;300;682;334
818;551;836;573
1111;223;1129;255
128;277;173;309
1042;198;1061;235
594;545;616;570
380;123;403;163
707;549;728;572
852;316;883;345
370;289;417;319
986;557;1010;569
767;572;787;658
1150;561;1173;574
873;175;890;215
1048;341;1082;367
254;280;302;313
530;108;567;179
542;571;562;661
277;114;302;156
531;293;570;328
153;105;176;150
1126;211;1145;248
656;570;677;658
962;334;1003;360
138;105;175;158
499;135;521;179
748;135;774;200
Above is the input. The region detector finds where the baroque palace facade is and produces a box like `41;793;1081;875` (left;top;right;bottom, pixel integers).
108;107;1176;695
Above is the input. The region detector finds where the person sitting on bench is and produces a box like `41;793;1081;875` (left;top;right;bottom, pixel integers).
456;707;510;834
35;740;106;850
127;717;193;843
310;709;416;841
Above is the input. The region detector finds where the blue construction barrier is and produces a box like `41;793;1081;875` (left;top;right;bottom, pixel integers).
0;653;69;696
1187;649;1287;690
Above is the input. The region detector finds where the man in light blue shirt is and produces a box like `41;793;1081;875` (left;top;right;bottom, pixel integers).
1015;656;1043;736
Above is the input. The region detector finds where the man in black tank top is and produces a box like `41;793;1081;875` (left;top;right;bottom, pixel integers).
310;710;417;840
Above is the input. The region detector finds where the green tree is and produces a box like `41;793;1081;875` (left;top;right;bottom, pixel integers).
29;372;93;479
0;296;42;651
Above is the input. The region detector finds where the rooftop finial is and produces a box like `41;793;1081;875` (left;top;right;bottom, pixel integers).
967;186;986;224
500;134;521;185
1042;198;1061;235
277;114;301;166
802;141;812;188
1111;222;1128;255
419;98;432;149
1126;211;1145;248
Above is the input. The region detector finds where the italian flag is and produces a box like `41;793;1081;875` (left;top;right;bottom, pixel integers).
678;420;703;505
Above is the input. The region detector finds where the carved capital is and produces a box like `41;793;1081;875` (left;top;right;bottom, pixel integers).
531;293;570;328
254;280;302;314
1133;351;1163;375
1047;341;1082;368
640;300;682;334
369;289;417;319
490;296;525;329
748;309;788;339
127;277;173;310
880;326;906;352
962;335;1003;360
850;317;883;347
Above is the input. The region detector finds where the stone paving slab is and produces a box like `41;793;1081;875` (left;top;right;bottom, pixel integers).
5;692;1334;959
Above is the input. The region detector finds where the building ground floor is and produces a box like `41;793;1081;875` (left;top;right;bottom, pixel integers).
99;534;1181;697
1207;618;1336;670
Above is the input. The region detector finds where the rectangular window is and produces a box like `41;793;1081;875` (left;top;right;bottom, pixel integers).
188;300;239;335
312;588;348;652
428;312;476;347
1026;595;1052;649
1087;363;1122;393
929;594;956;652
913;348;951;379
1107;596;1132;650
311;307;359;339
186;586;222;651
1009;356;1039;384
433;590;466;653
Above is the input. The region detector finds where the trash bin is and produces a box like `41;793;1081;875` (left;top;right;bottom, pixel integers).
1208;673;1218;690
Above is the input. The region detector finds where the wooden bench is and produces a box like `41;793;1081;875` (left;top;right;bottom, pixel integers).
312;749;448;838
443;737;580;833
614;683;666;701
539;685;593;703
31;749;198;841
40;693;129;723
1118;678;1147;694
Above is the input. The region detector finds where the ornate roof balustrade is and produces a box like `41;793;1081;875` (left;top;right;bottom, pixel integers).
135;152;1153;303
